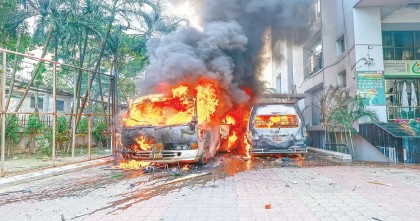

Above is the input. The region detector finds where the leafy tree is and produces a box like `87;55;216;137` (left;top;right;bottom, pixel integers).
25;114;44;153
93;118;108;147
319;85;379;155
2;0;188;153
5;115;21;156
56;116;70;152
5;0;62;124
77;117;88;135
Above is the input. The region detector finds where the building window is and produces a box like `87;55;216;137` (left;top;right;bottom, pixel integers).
56;100;64;111
306;40;323;77
338;71;346;88
383;31;420;60
30;96;43;109
336;36;345;56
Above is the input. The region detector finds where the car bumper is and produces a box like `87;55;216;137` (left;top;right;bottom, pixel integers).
122;149;201;163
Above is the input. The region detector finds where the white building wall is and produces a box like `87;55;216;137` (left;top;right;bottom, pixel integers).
353;7;387;122
382;6;420;24
292;0;393;125
271;31;293;93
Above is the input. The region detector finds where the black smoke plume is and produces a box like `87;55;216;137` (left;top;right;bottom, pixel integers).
143;0;311;100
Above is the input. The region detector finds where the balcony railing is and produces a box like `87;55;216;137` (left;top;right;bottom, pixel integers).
360;123;420;164
387;105;420;121
305;53;323;77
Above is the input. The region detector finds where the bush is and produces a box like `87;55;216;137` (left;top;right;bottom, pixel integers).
26;114;43;135
5;114;20;145
35;127;52;157
77;117;88;135
56;116;70;145
25;114;44;154
93;118;108;147
35;116;71;157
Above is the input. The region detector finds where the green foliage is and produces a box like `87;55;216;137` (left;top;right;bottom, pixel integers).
2;0;186;117
26;114;43;135
35;127;52;157
35;116;71;157
77;117;88;135
56;116;70;144
329;96;379;128
5;114;20;145
34;62;47;86
319;85;379;156
93;118;108;144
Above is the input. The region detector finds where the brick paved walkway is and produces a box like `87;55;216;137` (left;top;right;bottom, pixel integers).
84;165;420;221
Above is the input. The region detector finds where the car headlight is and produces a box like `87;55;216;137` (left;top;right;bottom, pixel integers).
175;145;189;150
190;142;198;149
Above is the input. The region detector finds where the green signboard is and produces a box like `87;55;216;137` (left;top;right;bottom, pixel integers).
384;60;420;76
356;71;386;106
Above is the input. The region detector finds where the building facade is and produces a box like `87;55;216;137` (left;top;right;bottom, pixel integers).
278;0;420;126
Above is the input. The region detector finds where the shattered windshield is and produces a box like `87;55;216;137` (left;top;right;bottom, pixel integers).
124;97;196;127
251;104;299;129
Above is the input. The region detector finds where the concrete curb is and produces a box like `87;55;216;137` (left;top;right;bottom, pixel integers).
308;147;352;162
0;157;114;188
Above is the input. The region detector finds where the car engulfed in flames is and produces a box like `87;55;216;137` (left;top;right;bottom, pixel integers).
246;94;308;155
121;77;235;164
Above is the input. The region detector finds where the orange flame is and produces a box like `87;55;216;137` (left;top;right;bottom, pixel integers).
119;160;151;170
182;164;190;171
228;131;238;149
244;135;252;158
134;136;154;151
124;76;254;156
225;115;236;125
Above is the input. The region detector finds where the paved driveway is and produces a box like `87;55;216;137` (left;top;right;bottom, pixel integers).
0;153;419;221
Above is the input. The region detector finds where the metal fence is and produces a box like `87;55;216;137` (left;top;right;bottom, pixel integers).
359;123;420;163
0;48;118;176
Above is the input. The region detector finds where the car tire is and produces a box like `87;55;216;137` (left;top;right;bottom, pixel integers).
197;142;209;165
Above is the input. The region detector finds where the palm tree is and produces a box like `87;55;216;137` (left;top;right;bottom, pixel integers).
75;0;187;128
329;95;379;155
6;0;65;119
320;85;379;156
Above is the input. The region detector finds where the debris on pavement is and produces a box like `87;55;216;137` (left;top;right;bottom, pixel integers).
165;171;212;185
292;180;298;184
0;189;32;196
368;181;392;186
265;203;271;209
104;167;124;171
142;166;155;173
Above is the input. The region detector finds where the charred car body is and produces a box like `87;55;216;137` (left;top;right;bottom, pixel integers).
247;94;307;155
121;94;228;164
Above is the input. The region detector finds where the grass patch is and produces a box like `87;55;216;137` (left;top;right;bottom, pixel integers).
110;174;124;179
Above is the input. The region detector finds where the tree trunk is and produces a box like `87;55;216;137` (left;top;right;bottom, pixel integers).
6;24;54;127
5;28;22;111
34;89;39;113
97;73;107;122
75;0;117;130
67;27;89;152
347;128;355;157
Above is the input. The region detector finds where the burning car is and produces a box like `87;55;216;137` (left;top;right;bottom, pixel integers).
121;81;230;164
246;94;307;155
